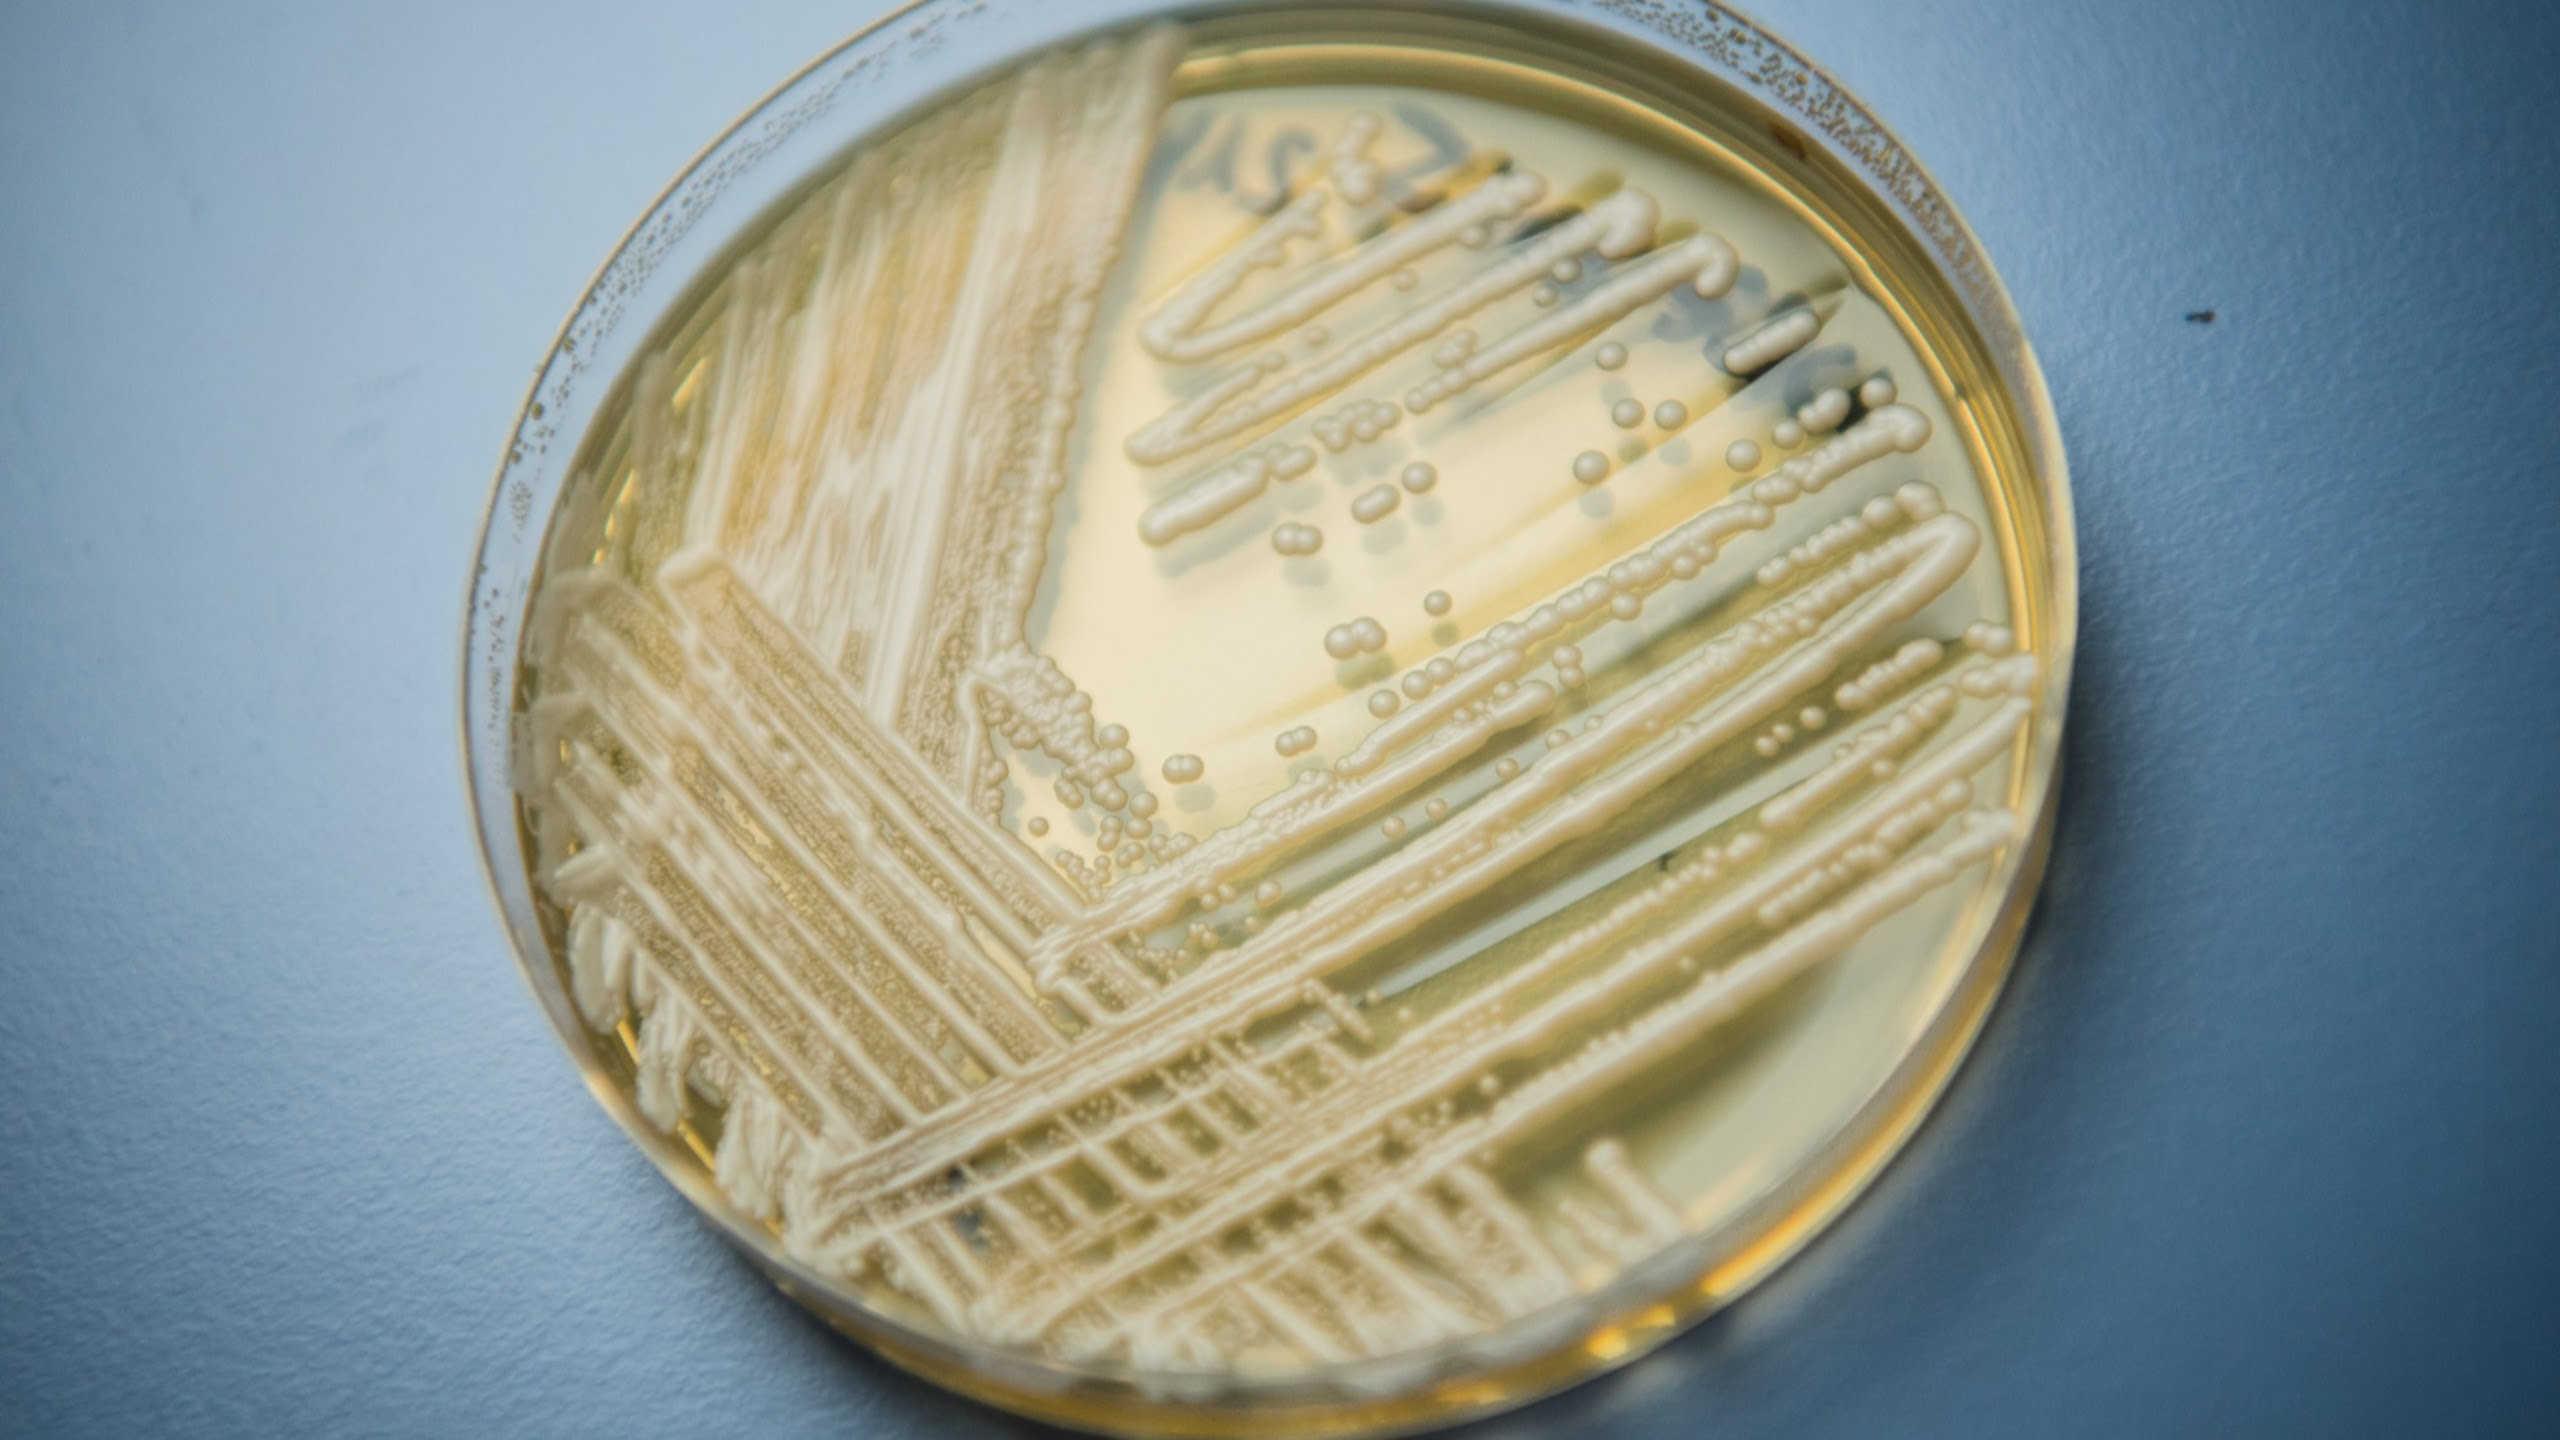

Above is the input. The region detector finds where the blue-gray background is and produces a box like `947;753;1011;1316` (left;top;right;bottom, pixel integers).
4;1;2555;1435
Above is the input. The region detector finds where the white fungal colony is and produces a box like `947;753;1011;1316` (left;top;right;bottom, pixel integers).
515;26;2050;1386
1350;483;1402;524
1269;520;1325;556
1322;616;1389;660
1721;305;1820;374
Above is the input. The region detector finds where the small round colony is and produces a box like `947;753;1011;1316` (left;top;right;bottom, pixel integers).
1271;521;1324;556
1351;484;1401;524
1323;616;1390;660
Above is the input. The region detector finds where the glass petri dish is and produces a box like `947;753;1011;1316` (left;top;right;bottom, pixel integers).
462;2;2073;1434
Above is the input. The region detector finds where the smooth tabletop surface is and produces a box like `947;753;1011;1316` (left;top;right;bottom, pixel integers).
4;2;2556;1435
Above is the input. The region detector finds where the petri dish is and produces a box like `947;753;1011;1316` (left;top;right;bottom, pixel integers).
461;2;2074;1434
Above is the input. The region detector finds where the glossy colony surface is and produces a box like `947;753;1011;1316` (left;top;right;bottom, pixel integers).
509;10;2062;1409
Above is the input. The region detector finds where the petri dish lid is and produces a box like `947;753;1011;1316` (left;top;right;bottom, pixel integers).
463;3;2073;1433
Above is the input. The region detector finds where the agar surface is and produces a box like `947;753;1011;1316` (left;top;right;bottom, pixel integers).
519;26;2040;1376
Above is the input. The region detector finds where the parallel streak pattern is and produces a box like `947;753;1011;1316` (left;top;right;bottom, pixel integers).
514;35;2047;1377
